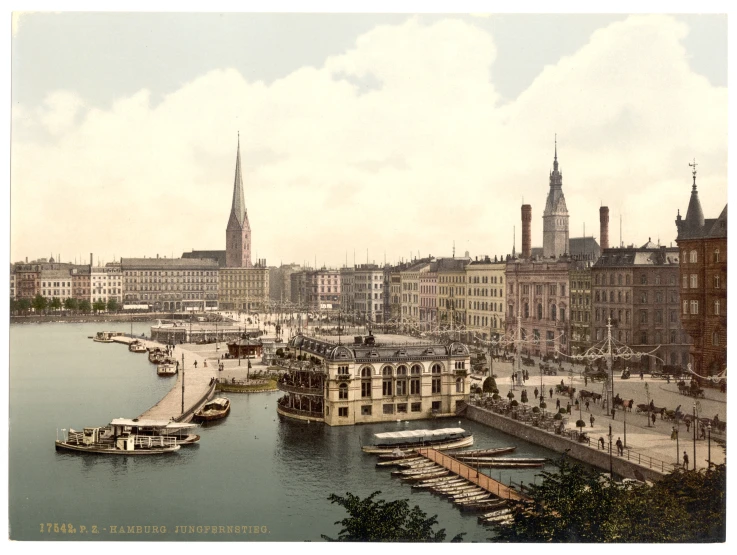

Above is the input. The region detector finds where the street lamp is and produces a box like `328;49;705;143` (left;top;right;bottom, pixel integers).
707;423;712;468
692;402;697;471
608;424;613;479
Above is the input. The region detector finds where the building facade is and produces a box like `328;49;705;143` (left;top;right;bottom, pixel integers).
353;264;385;323
591;242;689;370
436;258;470;333
465;257;506;341
419;263;438;331
91;262;123;306
542;140;570;258
122;257;219;311
675;171;727;376
277;334;471;426
218;263;270;312
339;266;355;316
569;263;593;355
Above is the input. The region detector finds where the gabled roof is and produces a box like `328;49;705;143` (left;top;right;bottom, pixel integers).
182;250;227;267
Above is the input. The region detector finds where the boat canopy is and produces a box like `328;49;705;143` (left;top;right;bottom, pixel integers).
110;418;197;429
373;428;469;445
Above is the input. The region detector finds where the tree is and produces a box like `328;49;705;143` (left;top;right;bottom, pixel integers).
322;491;464;542
31;294;48;312
79;299;92;313
50;297;62;311
482;376;497;393
18;298;31;314
64;297;79;312
92;299;107;313
107;298;119;312
491;457;726;542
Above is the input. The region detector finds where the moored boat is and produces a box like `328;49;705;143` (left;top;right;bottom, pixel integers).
157;363;177;376
129;341;147;353
362;428;473;454
55;426;180;455
376;456;423;467
446;446;516;458
93;331;120;343
400;470;449;482
193;397;231;422
108;418;200;445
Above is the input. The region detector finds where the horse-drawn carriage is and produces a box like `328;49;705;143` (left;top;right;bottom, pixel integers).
578;390;602;403
613;394;634;411
555;383;576;396
540;362;558;375
521;356;535;367
677;381;705;398
583;366;608;382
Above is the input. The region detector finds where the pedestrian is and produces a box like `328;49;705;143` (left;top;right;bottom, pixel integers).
616;437;623;456
685;420;691;432
671;426;677;440
640;370;644;380
194;360;198;369
556;399;560;410
590;414;595;428
566;402;571;414
534;387;539;399
683;451;689;470
599;436;605;449
651;413;656;426
700;425;706;440
584;375;588;386
549;388;553;399
611;408;616;419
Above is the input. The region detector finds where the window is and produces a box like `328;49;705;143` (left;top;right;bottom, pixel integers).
670;310;677;323
560;308;566;322
382;380;393;396
640;292;648;304
338;407;348;417
640;310;648;324
361;367;372;378
411;402;421;412
337;365;350;376
640;274;648;285
550;285;557;296
396;380;407;396
714;300;721;316
712;331;720;346
431;364;441;374
670;330;677;344
431;377;441;394
683;300;688;315
396;365;407;376
655;310;662;324
431;401;441;412
383;404;394;415
690;275;698;288
537;303;543;320
640;331;648;344
610;291;615;303
524;303;529;318
618;274;623;286
411;364;421;375
714;275;721;289
655;274;661;285
361;405;372;416
455;378;464;393
410;378;420;395
361;381;372;398
714;249;720;263
382;367;393;377
690;250;697;263
690;300;699;315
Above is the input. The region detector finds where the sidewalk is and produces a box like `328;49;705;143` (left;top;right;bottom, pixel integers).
488;357;726;471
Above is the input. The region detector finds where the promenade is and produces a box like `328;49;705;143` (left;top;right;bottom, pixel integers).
480;355;726;473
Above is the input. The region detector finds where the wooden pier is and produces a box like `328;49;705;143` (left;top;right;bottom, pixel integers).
415;448;528;502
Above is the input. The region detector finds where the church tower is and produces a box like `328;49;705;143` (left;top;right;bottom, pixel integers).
225;135;252;268
542;136;570;258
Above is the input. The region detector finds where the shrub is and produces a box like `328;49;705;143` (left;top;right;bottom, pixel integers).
539;402;547;409
510;400;519;407
576;419;586;429
532;407;540;414
553;413;563;421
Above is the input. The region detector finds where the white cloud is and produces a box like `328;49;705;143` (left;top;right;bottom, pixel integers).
10;15;727;266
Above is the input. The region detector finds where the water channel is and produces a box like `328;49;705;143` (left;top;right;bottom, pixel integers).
9;322;564;542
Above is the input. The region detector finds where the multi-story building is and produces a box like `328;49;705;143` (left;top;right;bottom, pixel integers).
10;267;16;300
436;258;470;334
290;269;311;307
218;261;269;312
15;260;42;299
91;262;123;306
675;169;727;377
419;263;438;331
591;242;689;371
71;264;91;302
122;257;219;311
465;257;506;341
353;264;385;323
506;258;571;356
569;263;593;355
340;266;355;316
306;268;341;310
400;260;433;329
389;269;402;323
269;263;301;303
277;333;471;425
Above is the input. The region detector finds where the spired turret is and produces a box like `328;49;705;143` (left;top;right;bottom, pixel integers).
226;134;252;268
542;135;569;258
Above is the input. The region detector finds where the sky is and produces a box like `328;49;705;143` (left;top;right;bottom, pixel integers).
9;11;729;269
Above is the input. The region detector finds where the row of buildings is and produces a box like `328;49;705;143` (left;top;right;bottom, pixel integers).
10;141;726;378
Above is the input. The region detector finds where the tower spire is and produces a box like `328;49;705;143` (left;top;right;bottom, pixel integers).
689;158;698;190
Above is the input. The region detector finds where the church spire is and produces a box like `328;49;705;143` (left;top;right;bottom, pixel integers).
553;134;558;172
228;133;248;229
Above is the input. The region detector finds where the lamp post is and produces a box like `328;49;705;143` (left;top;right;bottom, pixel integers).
181;353;185;414
707;423;712;467
608;423;613;478
676;413;680;466
692;403;697;471
623;402;627;448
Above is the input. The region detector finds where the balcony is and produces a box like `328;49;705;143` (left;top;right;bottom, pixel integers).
276;381;324;396
336;374;352;382
276;404;325;421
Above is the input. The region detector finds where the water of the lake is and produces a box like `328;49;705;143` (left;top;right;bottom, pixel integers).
9;322;564;542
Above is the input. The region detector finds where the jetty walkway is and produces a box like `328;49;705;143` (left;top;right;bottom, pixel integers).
416;448;528;501
113;336;216;421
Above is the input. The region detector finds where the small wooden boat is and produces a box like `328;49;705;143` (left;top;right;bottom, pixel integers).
129;341;147;353
397;460;436;469
193;398;231;422
454;456;547;464
447;446;516;458
108;418;200;445
55;426;180;455
157;363;177;376
460;500;507;513
362;428;473;454
478;508;512;523
416;475;460;485
377;449;416;460
391;464;441;476
452;492;490;503
376;457;423;467
93;331;120;343
400;470;449;482
413;478;465;489
462;461;545;469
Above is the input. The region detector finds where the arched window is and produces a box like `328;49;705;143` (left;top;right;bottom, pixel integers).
537;303;543;320
431;364;442;374
397;365;407;376
690;250;697;263
339;383;348;399
361;367;372;378
714;300;721;315
609;274;614;285
610;291;614;303
712;331;720;346
411;364;422;375
524;303;529;318
626;275;631;285
617;274;623;285
551;305;557;321
382;367;393;377
714;249;720;263
456;378;464;393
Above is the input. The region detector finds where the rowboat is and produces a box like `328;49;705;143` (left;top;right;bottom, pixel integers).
460;500;508;512
397;460;436;469
478;508;512;523
454;457;547;464
400;470;449;482
461;461;545;469
55;426;180;455
376;457;423;467
193;398;231;422
446;447;516;458
362;428;473;454
391;465;442;476
413;478;465;489
377;449;416;460
433;483;476;493
452;492;490;503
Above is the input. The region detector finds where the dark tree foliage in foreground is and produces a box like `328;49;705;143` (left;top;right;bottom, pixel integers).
492;457;726;542
322;491;464;542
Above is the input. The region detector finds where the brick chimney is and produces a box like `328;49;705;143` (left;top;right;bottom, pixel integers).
90;253;93;267
600;206;610;250
522;204;532;258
